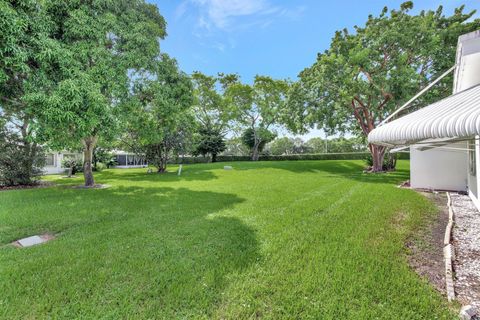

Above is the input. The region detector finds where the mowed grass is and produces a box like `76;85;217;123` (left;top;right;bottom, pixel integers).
0;160;454;319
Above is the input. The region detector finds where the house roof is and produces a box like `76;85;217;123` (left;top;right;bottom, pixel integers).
368;84;480;146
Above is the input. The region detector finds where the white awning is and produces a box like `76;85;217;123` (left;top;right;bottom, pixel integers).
368;84;480;146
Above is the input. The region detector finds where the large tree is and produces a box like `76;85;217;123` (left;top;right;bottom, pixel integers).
268;137;296;155
125;55;194;173
287;2;480;171
0;0;62;184
241;127;276;158
191;72;232;134
36;0;166;186
191;72;233;162
226;75;289;161
194;127;226;162
268;137;311;155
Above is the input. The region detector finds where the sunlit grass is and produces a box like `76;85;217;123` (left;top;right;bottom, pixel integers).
0;160;454;319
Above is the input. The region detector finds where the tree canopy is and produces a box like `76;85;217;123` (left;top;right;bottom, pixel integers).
125;55;194;172
226;75;290;160
287;2;480;171
194;127;226;162
191;72;233;135
34;0;167;185
0;0;68;185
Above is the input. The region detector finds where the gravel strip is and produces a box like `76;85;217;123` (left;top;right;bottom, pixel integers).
451;193;480;309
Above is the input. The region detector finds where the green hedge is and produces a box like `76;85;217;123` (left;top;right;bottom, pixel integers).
171;152;409;164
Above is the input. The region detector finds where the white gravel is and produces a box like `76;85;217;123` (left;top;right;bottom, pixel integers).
451;193;480;309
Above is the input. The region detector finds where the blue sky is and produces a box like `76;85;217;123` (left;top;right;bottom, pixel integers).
151;0;479;139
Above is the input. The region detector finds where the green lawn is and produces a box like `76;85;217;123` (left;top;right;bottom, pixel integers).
0;160;454;319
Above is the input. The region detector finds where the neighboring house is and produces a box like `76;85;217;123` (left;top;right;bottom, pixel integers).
43;152;83;175
43;150;147;174
112;151;148;169
368;30;480;210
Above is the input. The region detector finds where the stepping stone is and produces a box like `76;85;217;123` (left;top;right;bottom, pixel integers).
224;166;233;170
17;235;46;247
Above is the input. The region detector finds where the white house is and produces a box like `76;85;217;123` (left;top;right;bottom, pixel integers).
368;30;480;210
43;150;147;174
112;150;148;169
43;152;83;174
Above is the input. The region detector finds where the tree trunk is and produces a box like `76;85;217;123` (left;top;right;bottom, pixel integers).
82;136;98;187
212;153;217;163
251;128;261;161
251;144;260;161
251;136;261;161
369;144;386;172
157;147;168;173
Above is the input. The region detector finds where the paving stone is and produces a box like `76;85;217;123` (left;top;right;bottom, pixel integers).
17;235;46;247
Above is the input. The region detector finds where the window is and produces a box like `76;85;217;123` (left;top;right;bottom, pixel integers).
127;154;134;165
45;154;55;167
116;154;126;166
469;140;476;176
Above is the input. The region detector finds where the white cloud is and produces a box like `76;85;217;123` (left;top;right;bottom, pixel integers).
177;0;304;32
174;0;305;54
194;0;270;29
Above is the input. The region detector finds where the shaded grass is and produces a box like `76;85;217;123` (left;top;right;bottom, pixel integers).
0;160;454;319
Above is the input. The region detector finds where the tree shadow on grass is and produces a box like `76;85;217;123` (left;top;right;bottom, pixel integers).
1;186;259;318
230;160;410;185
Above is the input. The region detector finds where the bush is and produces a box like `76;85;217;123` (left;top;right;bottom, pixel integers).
171;156;211;164
193;128;226;162
62;159;83;176
168;152;409;164
95;162;107;172
93;148;116;169
0;128;45;186
365;152;405;171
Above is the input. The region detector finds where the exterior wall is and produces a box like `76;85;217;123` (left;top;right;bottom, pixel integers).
454;30;480;93
112;153;147;168
454;30;480;210
43;152;83;175
42;151;147;174
43;153;66;175
410;143;468;191
468;137;480;210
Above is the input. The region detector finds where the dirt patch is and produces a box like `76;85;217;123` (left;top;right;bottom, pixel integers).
398;180;411;188
406;192;449;294
0;181;55;192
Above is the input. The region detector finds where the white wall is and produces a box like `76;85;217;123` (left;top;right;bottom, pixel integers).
43;152;83;175
468;137;480;210
43;153;65;175
454;31;480;209
410;143;468;191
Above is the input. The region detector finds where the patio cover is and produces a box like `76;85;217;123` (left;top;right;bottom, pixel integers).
368;83;480;146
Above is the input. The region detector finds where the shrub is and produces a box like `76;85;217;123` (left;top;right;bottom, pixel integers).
365;152;402;171
62;159;83;176
95;162;107;172
168;152;409;164
193;128;226;162
0;128;45;186
93;148;116;169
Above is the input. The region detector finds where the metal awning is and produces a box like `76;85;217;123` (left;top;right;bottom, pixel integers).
368;84;480;146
